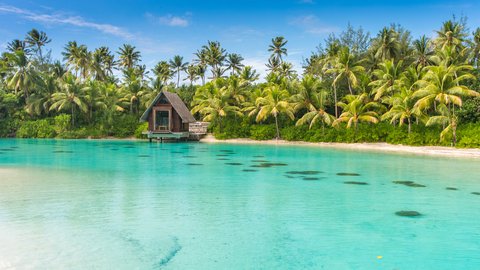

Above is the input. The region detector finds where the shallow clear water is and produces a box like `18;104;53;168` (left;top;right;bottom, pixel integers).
0;139;479;269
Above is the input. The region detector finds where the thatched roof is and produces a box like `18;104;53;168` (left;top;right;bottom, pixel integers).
140;91;196;123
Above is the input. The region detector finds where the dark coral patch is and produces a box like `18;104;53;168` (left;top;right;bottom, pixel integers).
393;180;426;188
183;155;196;158
138;155;151;157
251;160;269;163
395;211;421;217
472;192;480;195
337;172;360;176
53;150;73;153
217;158;230;160
286;171;322;175
303;177;321;181
225;162;243;166
242;169;258;172
0;148;15;151
344;181;368;185
186;163;203;166
251;162;287;168
253;155;265;158
446;187;458;190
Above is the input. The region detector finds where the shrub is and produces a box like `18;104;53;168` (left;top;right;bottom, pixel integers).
134;122;148;138
54;114;71;134
16;119;56;138
108;115;138;137
249;124;276;140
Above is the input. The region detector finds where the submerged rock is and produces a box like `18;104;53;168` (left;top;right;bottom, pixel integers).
186;163;203;166
225;162;243;166
472;192;480;195
393;180;426;188
344;181;369;185
446;187;458;190
251;160;269;163
337;172;360;176
253;155;265;158
303;177;321;181
137;155;151;157
286;170;322;175
250;162;288;168
242;169;258;172
183;155;196;158
395;211;422;217
217;158;230;160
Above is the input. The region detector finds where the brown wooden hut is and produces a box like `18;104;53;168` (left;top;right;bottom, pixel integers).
140;91;196;140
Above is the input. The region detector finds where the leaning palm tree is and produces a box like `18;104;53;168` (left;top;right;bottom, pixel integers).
268;36;288;62
369;59;403;101
117;44;141;70
202;41;226;77
25;28;51;62
435;19;467;52
255;85;294;139
6;39;27;53
49;74;88;127
169;55;188;87
291;75;320;113
225;53;245;75
333;94;381;136
425;104;459;145
184;64;200;86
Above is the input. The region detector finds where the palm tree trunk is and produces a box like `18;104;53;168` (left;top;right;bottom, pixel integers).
333;83;338;118
275;115;280;139
408;118;411;134
71;106;75;128
347;79;353;95
177;69;180;88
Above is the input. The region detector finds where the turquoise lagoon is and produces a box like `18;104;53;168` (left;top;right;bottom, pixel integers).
0;139;479;269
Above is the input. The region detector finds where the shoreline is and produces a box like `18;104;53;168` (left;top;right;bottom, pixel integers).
200;135;480;159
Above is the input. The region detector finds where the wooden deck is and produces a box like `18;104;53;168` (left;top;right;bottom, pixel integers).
142;122;209;142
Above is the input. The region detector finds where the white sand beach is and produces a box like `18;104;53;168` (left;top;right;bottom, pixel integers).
200;135;480;159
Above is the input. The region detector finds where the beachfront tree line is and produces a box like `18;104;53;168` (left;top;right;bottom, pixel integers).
1;19;480;146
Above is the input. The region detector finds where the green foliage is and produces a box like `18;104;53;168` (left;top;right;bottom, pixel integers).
249;124;276;140
457;124;480;148
458;97;480;123
54;114;71;134
0;118;19;137
108;114;138;137
16;119;56;138
134;122;148;138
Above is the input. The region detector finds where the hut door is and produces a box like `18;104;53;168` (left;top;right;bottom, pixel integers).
155;110;170;131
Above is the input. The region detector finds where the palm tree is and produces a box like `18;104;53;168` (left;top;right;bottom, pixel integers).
412;35;435;68
413;65;478;142
369;60;403;101
425;104;459;145
268;36;288;62
266;56;281;73
225;53;245;75
169;55;188;87
239;66;259;83
91;47;115;80
117;44;141;70
333;94;381;136
435;20;467;52
25;29;51;62
49;74;88;127
371;27;400;61
296;88;335;133
278;62;297;80
329;46;365;95
193;48;209;84
153;61;172;85
5;50;37;99
381;87;420;133
471;28;480;68
255;85;294;139
191;81;241;131
62;42;90;79
203;41;226;78
184;64;200;86
291;75;320;113
6;39;27;53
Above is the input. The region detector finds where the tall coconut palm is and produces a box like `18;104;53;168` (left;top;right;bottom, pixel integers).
184;64;200;86
381;87;421;133
225;53;245;75
471;28;480;68
239;66;259;83
435;20;467;52
371;27;401;61
255;85;294;139
25;28;51;62
425;104;459;145
49;74;88;127
291;75;320;113
268;36;288;62
6;39;27;53
203;41;226;78
153;61;172;85
5;50;38;99
369;59;404;101
412;35;435;68
169;55;188;87
193;48;209;84
117;44;141;70
266;56;281;73
329;46;365;95
278;62;297;80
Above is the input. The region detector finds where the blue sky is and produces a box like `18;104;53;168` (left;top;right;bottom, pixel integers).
1;0;479;78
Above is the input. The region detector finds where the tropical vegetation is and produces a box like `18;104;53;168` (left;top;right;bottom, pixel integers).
2;18;480;147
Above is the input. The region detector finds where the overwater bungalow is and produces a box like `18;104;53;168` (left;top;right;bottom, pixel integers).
140;91;201;141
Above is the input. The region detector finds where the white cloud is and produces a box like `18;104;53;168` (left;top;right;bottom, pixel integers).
0;5;134;39
290;15;338;35
145;13;189;27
